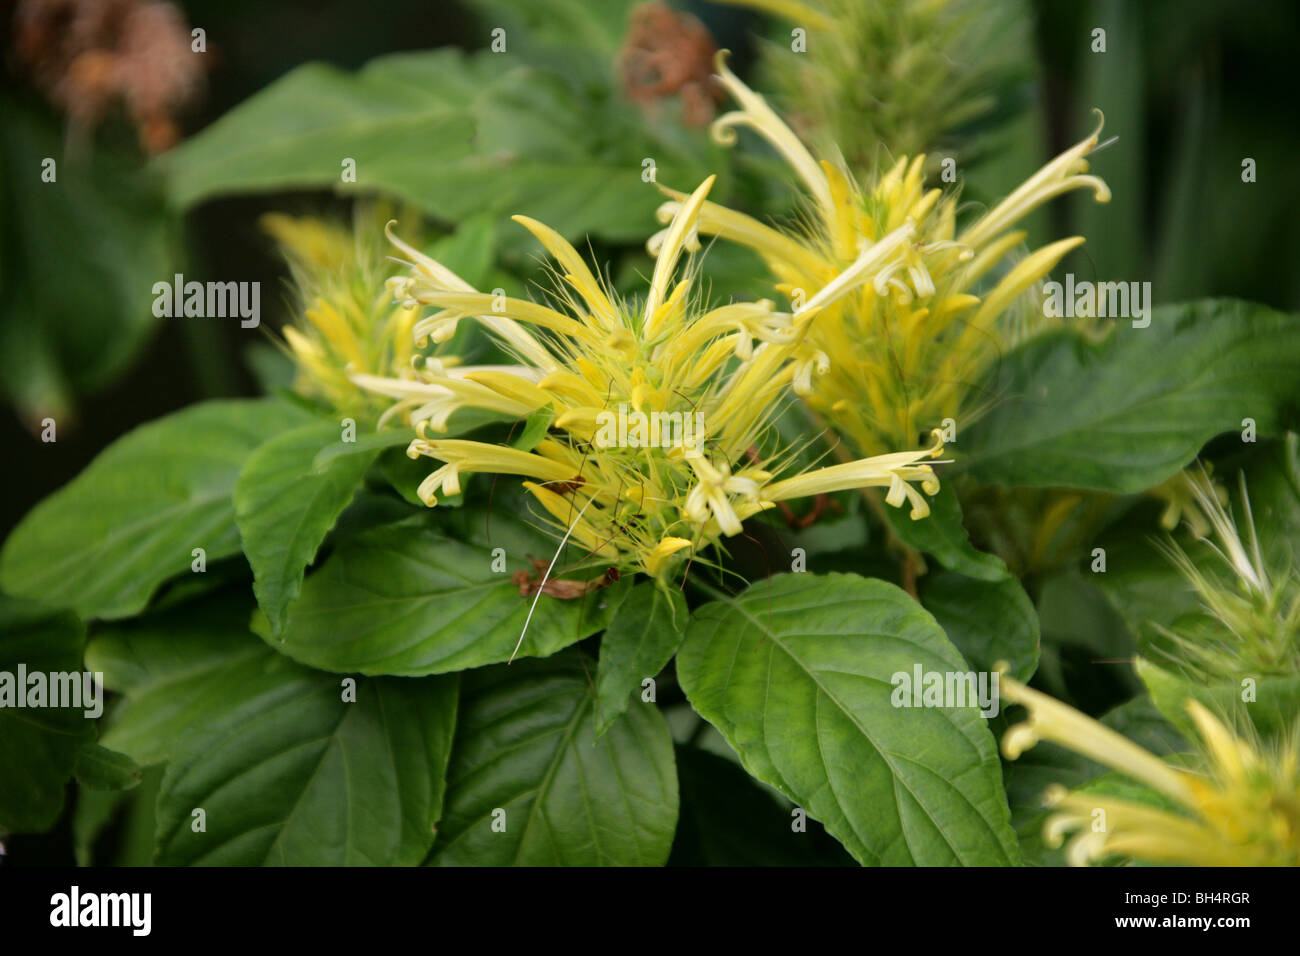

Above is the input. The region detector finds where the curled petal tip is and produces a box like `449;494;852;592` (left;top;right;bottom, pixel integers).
1002;721;1038;760
711;117;740;148
1089;108;1106;138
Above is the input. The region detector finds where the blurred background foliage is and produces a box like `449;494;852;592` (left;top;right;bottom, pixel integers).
3;0;1299;865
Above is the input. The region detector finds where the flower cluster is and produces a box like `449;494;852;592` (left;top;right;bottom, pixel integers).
654;54;1111;457
1153;467;1300;681
713;0;1023;170
264;211;433;422
1000;671;1300;867
360;177;946;582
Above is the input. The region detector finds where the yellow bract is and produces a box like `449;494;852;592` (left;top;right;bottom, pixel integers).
263;212;421;421
360;176;948;581
657;53;1110;457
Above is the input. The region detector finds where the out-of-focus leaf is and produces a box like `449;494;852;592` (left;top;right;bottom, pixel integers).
74;743;143;792
1137;659;1300;742
157;50;718;244
0;98;175;423
0;597;93;832
962;300;1300;491
920;569;1040;682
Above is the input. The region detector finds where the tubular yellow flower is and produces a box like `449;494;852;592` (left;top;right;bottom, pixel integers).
762;430;945;519
359;176;947;581
999;670;1300;867
657;53;1111;457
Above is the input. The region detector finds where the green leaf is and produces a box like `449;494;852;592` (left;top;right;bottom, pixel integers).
677;573;1020;865
155;51;482;209
311;428;414;468
882;483;1040;683
0;98;174;422
510;406;553;452
1090;505;1206;638
919;569;1040;682
961;300;1300;491
92;590;460;865
74;742;143;792
594;581;687;734
89;593;284;767
886;483;1007;581
1242;433;1300;569
0;399;315;620
430;654;678;866
263;518;625;676
461;0;638;70
1137;658;1300;742
156;50;709;244
155;668;459;866
235;423;382;635
0;597;93;832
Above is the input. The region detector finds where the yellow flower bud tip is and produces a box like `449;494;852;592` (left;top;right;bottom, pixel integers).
1042;784;1070;808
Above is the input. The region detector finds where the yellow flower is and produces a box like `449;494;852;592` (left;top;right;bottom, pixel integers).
654;53;1110;457
263;212;424;421
999;671;1300;866
360;176;947;581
